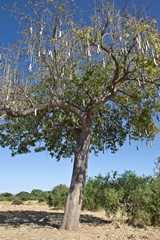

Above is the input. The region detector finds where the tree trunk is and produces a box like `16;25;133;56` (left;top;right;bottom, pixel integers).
61;125;91;230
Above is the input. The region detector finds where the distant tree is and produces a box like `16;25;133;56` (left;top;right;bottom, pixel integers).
0;0;159;230
15;191;32;201
1;192;13;198
1;192;15;201
31;189;49;202
31;189;43;200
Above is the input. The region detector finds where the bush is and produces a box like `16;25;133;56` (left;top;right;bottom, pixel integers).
83;175;104;211
0;195;6;201
0;192;15;201
83;171;160;226
38;196;47;203
115;171;153;225
15;191;32;201
83;173;121;213
47;184;68;209
31;189;43;200
1;192;13;198
148;177;160;225
103;188;121;216
31;189;49;202
12;198;23;205
124;185;152;225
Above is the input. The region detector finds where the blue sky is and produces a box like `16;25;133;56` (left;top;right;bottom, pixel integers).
0;0;160;194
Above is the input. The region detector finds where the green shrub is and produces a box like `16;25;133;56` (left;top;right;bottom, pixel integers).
38;196;47;203
1;192;13;198
47;184;68;209
148;177;160;226
83;171;160;226
31;189;43;200
12;198;23;205
15;191;32;201
124;186;152;225
0;192;15;201
103;188;121;216
83;175;106;211
0;195;6;201
83;173;122;215
116;172;152;225
31;189;49;202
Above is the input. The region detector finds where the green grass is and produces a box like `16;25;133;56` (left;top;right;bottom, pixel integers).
0;201;12;205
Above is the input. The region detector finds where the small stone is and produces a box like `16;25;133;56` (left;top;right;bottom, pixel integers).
38;218;45;222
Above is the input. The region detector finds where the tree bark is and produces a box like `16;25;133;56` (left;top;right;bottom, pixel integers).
61;124;91;230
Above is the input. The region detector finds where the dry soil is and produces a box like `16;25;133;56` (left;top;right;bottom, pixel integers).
0;203;159;240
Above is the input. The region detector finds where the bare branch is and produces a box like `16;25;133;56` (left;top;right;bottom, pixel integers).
0;114;7;119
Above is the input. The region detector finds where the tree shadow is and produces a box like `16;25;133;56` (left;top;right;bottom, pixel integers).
80;214;111;226
0;211;62;229
0;210;111;229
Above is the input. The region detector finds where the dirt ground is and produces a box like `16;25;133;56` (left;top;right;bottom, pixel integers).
0;203;159;240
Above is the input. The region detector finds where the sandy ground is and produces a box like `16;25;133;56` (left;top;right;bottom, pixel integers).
0;203;159;240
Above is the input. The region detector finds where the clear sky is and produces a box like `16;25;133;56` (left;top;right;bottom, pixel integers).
0;0;160;194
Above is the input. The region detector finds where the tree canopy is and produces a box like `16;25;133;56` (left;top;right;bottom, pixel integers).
0;0;159;158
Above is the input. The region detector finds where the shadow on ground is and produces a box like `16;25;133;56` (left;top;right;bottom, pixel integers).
0;211;111;229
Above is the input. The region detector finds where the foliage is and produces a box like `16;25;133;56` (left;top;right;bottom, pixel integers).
0;0;159;159
12;198;23;205
38;195;47;203
0;192;15;201
1;192;13;198
0;169;159;226
82;175;105;211
47;184;69;209
15;191;33;201
83;171;160;226
0;189;49;203
31;189;43;198
0;195;7;201
0;0;159;230
30;189;49;202
148;177;160;225
83;173;121;215
118;172;153;225
102;188;121;217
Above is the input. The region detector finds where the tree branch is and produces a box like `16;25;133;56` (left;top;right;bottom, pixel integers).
0;114;7;119
2;99;86;123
